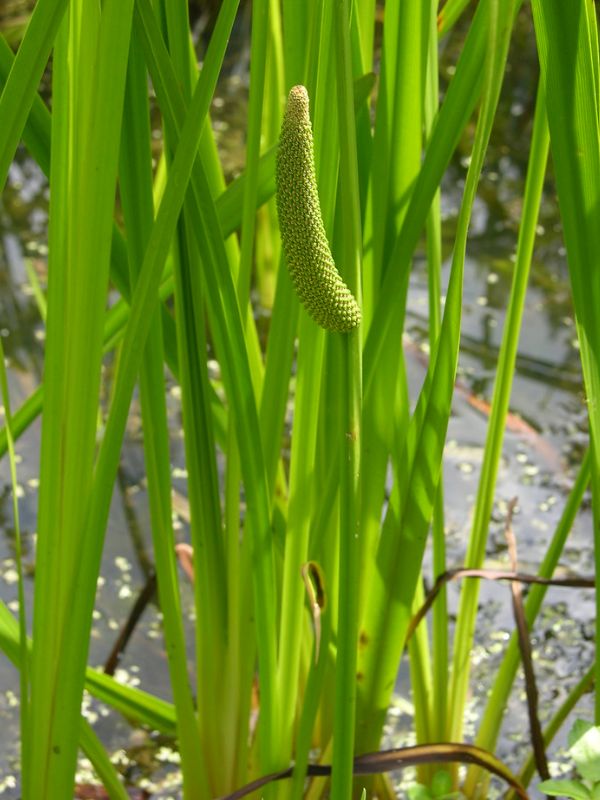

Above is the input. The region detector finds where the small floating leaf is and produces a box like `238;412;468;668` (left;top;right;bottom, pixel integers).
276;85;361;333
537;779;591;800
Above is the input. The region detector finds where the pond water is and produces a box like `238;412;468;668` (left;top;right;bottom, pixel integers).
0;5;596;799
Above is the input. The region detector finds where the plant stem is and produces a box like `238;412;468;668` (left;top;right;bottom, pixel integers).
331;0;363;796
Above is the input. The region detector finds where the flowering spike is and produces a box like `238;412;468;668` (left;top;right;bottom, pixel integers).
276;85;361;333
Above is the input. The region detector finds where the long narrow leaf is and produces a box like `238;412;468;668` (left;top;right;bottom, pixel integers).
531;0;600;722
355;0;517;755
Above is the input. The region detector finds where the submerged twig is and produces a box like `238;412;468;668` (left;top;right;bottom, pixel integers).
217;742;530;800
104;571;157;676
104;541;197;673
504;498;550;782
406;567;594;642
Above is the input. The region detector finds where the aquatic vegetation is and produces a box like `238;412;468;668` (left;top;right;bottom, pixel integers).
539;720;600;799
0;1;598;799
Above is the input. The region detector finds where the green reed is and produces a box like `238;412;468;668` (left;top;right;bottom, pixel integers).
0;1;599;799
